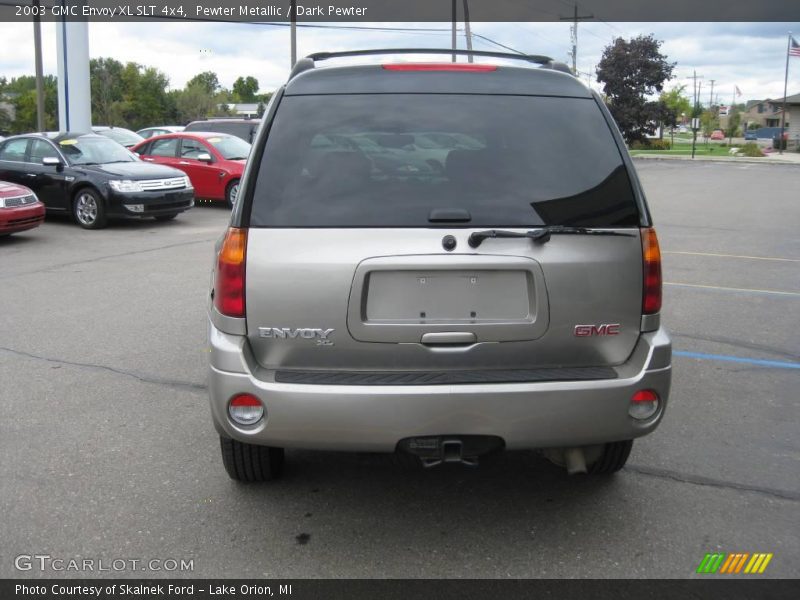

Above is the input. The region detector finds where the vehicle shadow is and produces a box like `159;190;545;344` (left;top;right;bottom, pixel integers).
0;233;37;247
224;448;626;558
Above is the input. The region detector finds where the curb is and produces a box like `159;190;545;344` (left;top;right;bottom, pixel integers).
631;154;800;166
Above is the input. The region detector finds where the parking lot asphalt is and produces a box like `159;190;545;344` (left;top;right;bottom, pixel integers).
0;161;798;579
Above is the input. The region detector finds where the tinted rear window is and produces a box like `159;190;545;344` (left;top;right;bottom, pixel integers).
186;122;256;142
249;94;639;228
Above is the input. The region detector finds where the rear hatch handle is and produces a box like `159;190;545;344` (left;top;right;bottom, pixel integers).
468;226;636;248
421;332;477;346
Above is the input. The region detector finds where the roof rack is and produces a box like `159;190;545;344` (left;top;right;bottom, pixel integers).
289;48;572;79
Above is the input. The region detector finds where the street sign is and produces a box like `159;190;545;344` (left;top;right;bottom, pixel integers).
691;118;701;130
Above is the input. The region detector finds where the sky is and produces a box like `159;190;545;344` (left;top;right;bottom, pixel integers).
2;20;799;103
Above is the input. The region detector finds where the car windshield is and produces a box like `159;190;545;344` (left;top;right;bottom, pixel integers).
250;94;640;228
206;135;251;160
96;128;143;146
58;136;137;165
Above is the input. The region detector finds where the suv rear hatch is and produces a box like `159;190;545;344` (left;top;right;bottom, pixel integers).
240;69;648;375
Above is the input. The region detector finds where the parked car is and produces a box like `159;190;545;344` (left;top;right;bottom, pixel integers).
136;126;184;139
0;133;194;229
184;118;260;143
132;132;250;206
207;51;671;482
92;126;144;148
744;130;758;141
0;181;45;236
709;129;725;140
750;126;789;140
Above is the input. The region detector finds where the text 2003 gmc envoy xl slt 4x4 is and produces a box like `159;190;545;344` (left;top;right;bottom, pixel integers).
206;49;671;482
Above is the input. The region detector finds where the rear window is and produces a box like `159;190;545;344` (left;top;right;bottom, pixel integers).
187;122;257;142
249;94;639;228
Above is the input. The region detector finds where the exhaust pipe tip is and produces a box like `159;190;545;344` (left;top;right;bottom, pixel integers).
563;447;588;475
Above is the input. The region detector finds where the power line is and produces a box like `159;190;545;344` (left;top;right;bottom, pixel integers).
469;32;527;55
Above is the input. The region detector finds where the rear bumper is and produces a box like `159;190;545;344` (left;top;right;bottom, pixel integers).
0;203;46;234
207;321;672;452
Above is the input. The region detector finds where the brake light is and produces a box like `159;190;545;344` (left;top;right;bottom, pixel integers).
641;227;662;314
214;227;247;318
382;63;497;72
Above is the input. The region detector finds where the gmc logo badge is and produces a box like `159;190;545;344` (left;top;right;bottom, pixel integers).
574;324;621;337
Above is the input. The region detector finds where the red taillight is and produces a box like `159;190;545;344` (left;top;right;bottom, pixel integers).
631;390;659;403
382;63;497;72
629;389;660;420
228;393;264;426
214;227;247;318
641;227;662;314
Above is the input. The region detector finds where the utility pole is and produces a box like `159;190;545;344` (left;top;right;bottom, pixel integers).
708;79;716;107
779;32;792;155
451;0;457;62
686;70;703;158
463;0;473;63
33;0;45;131
560;4;593;75
290;0;296;68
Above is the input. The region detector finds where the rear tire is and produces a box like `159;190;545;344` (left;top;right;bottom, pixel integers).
588;440;633;474
220;436;284;482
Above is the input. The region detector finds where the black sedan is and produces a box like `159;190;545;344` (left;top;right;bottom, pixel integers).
0;132;194;229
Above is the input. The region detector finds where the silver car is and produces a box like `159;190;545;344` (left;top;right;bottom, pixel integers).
207;50;671;482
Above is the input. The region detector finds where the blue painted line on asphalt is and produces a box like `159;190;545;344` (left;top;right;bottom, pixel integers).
674;351;800;370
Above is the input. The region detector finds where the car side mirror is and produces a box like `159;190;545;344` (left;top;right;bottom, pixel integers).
42;156;63;168
197;153;212;162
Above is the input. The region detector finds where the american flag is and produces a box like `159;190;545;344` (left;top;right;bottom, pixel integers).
790;36;800;57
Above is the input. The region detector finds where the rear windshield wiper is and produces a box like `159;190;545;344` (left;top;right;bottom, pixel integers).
468;226;635;248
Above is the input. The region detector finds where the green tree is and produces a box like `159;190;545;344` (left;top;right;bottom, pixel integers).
726;107;742;140
186;71;220;95
596;35;675;144
128;66;173;129
89;58;173;128
659;86;692;144
0;104;12;132
90;57;125;125
700;109;719;138
174;83;216;123
7;75;58;132
232;76;259;102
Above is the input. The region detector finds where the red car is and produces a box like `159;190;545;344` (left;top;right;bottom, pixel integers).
710;130;725;140
0;181;45;236
132;132;250;206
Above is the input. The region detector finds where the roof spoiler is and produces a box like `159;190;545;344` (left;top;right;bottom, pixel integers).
289;48;573;79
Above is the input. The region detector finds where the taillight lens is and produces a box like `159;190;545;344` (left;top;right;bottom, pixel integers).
629;389;660;420
214;227;247;318
641;227;662;314
228;394;264;426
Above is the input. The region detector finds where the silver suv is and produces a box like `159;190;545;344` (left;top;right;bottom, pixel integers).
207;50;671;482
